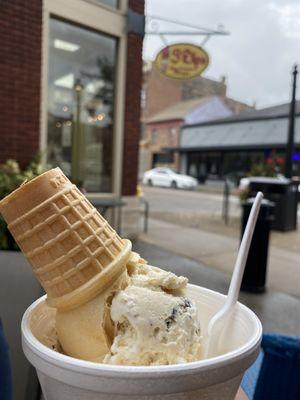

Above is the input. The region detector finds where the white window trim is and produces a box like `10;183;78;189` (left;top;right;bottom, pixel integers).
40;0;128;198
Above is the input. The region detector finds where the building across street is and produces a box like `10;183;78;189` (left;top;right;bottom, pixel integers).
139;63;252;176
175;101;300;182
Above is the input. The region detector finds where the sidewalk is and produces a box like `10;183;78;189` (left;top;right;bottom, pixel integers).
133;240;300;335
140;218;300;299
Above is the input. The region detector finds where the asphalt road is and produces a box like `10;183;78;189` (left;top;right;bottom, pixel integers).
142;186;240;216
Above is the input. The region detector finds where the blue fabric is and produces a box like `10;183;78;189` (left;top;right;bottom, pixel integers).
254;333;300;400
0;319;12;400
241;351;263;399
241;333;300;399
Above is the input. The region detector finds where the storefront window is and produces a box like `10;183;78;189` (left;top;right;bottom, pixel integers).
47;18;117;192
92;0;119;9
151;129;158;144
169;127;177;140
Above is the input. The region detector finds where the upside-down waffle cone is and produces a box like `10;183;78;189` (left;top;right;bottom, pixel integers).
0;168;131;311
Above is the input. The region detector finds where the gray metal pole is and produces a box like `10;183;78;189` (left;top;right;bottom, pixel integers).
222;179;230;225
285;65;298;178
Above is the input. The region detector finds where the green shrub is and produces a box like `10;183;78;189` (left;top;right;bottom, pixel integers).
247;162;277;178
0;157;43;250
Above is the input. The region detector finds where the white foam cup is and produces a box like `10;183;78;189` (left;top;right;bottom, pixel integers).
22;285;262;400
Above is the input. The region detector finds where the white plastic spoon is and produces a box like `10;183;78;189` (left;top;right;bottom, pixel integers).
204;191;263;359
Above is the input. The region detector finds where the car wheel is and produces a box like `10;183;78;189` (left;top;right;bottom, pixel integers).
171;180;177;189
148;179;153;187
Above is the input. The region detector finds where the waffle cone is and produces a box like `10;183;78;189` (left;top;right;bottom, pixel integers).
0;168;131;311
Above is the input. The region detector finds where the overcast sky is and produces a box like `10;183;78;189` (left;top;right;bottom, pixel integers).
143;0;300;108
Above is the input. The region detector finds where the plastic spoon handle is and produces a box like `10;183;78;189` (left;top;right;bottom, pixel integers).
227;191;263;308
205;192;263;358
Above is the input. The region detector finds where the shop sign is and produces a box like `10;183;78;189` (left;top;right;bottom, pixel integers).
154;43;209;80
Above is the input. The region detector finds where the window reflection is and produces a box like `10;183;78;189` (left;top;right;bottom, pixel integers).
47;18;117;192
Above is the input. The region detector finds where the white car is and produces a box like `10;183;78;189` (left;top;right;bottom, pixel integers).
143;168;198;189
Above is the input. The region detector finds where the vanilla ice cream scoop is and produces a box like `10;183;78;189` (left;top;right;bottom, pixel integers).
104;262;202;365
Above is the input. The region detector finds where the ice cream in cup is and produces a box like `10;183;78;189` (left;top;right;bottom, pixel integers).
0;168;262;399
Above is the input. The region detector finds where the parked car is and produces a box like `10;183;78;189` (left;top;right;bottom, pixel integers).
142;168;198;189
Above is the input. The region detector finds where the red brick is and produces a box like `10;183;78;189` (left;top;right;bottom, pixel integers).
0;0;42;167
122;1;144;195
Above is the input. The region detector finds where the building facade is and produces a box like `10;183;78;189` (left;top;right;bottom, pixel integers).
141;95;252;175
178;102;300;182
139;63;253;176
0;0;144;236
141;63;228;121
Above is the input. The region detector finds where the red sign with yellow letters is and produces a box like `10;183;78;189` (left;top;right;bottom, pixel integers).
154;43;209;80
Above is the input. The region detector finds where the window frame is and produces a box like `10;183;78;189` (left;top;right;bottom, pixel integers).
41;0;128;197
151;128;158;144
83;0;121;12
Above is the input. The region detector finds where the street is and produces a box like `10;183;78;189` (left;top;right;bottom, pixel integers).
142;185;240;215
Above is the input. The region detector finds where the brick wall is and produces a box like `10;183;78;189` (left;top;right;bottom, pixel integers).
122;0;145;195
146;120;182;152
143;67;182;120
182;76;227;100
0;1;42;168
142;68;227;121
145;120;182;170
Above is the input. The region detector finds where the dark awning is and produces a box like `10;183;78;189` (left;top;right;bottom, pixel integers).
179;117;300;152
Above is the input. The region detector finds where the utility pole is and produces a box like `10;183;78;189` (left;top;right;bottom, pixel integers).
285;64;298;179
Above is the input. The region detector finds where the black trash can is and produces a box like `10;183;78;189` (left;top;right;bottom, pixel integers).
248;177;298;231
241;198;274;293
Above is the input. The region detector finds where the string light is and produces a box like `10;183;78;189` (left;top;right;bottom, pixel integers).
97;113;105;121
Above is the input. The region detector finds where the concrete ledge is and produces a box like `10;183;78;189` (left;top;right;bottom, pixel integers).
0;251;42;400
